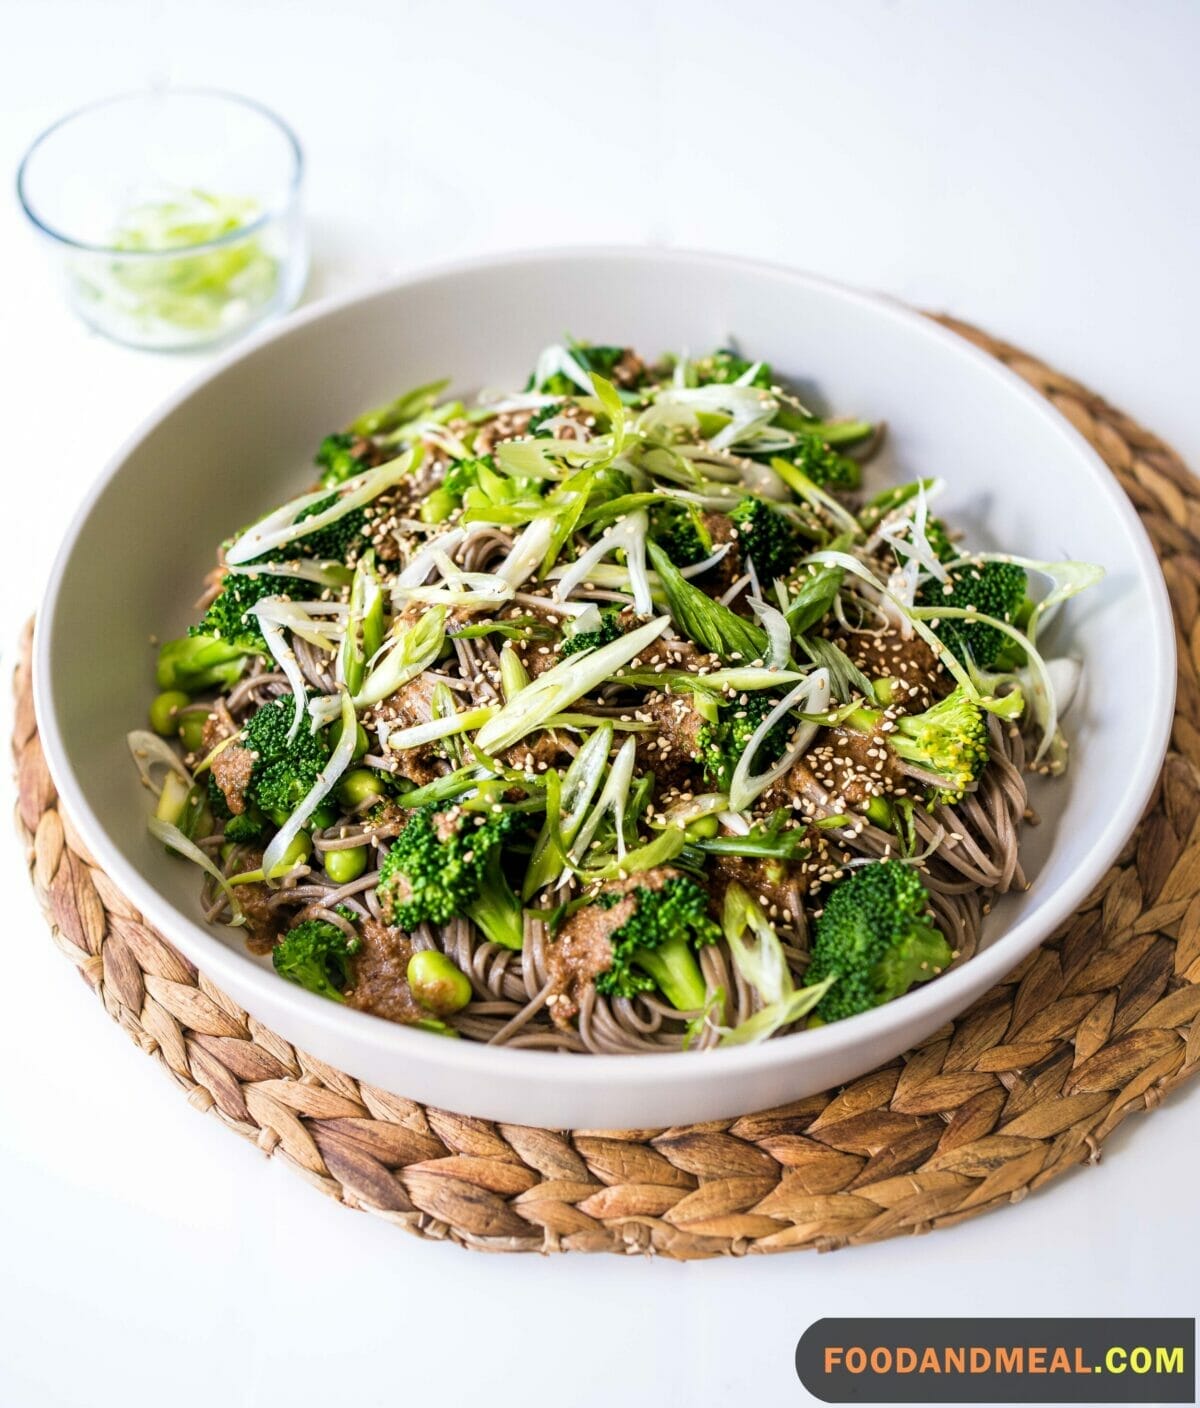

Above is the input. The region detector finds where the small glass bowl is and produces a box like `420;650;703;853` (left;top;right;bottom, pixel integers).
17;89;307;351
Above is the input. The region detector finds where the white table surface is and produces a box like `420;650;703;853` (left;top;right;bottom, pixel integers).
2;3;1197;1404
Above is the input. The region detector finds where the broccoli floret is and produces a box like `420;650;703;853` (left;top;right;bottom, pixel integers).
649;501;713;567
376;804;525;950
846;686;990;804
536;372;578;397
241;697;332;814
529;343;632;395
159;566;321;698
224;809;266;844
559;607;626;658
695;348;774;389
923;559;1027;668
527;403;565;437
729;496;801;581
591;874;721;1011
206;772;232;821
192;569;316;652
805;860;952;1022
270;494;369;564
785;433;861;492
696;694;790;792
156;634;252;693
890;513;955;568
316;433;368;488
924;517;956;563
573;345;626;377
272;918;359;1002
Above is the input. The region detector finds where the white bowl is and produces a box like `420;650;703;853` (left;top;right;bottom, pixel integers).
35;249;1175;1128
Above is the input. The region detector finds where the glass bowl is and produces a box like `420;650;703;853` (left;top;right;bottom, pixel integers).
17;89;307;351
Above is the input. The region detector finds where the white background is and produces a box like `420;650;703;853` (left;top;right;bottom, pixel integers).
2;2;1198;1405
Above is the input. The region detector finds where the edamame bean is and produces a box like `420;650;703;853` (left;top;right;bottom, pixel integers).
685;814;720;840
407;950;472;1016
177;713;208;752
149;690;190;737
337;768;386;808
329;718;370;760
325;845;368;884
267;832;312;877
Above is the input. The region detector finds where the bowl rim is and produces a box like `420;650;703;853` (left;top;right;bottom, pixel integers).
16;87;304;256
34;245;1178;1095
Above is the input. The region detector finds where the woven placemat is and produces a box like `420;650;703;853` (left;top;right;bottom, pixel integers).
13;317;1200;1258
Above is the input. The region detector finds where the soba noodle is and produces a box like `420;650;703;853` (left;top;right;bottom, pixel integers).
143;339;1092;1054
190;517;1035;1054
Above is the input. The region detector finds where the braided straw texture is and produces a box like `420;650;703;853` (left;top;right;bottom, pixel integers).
13;318;1200;1258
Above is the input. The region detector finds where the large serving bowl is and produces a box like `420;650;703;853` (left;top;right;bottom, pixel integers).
35;250;1175;1127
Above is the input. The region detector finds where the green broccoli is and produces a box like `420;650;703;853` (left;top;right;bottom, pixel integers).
589;873;721;1011
559;607;626;658
266;494;369;564
192;569;317;652
223;809;266;844
533;369;576;396
527;402;565;437
529;343;631;395
922;559;1027;668
159;566;320;697
159;521;345;698
376;803;525;950
782;432;862;492
573;344;627;378
241;697;333;814
989;593;1036;671
923;517;956;563
206;772;232;821
845;686;990;804
729;496;801;581
694;348;774;389
805;860;952;1022
272;918;360;1002
649;501;714;567
315;432;368;488
888;514;956;571
696;694;790;792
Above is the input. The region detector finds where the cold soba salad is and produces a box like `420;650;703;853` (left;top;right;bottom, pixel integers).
131;341;1102;1051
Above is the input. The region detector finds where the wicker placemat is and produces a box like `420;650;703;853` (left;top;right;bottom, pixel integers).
14;318;1200;1258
